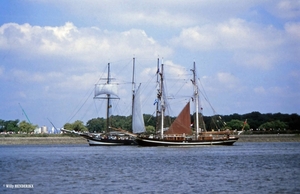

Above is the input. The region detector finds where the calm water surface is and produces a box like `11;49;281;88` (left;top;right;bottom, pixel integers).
0;142;299;194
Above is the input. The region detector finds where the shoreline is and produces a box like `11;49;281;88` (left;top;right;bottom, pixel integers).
238;134;300;142
0;134;299;145
0;136;87;145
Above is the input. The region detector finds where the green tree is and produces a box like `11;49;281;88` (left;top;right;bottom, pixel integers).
242;111;265;130
110;115;131;131
226;119;250;131
63;120;87;132
86;117;105;133
63;123;73;131
259;120;288;131
0;119;4;132
0;119;20;133
287;113;300;130
83;112;300;134
145;125;155;134
6;120;20;133
73;120;88;132
144;114;156;128
18;121;37;134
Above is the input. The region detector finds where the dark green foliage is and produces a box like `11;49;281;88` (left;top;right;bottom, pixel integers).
85;115;133;133
145;125;155;133
18;121;37;134
1;112;299;135
143;114;157;128
0;119;20;133
226;119;250;131
259;120;288;130
110;115;132;131
212;112;300;132
85;112;300;133
86;117;106;133
63;120;87;132
241;111;265;130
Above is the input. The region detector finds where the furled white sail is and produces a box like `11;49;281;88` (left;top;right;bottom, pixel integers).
94;83;119;99
132;85;146;133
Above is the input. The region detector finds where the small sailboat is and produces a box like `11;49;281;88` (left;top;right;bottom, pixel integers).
135;61;239;146
87;58;145;146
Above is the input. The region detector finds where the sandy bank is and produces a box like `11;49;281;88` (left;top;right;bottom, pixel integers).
0;134;299;145
238;134;300;142
0;136;87;145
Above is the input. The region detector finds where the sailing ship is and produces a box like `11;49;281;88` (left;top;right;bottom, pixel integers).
86;58;145;146
135;61;239;146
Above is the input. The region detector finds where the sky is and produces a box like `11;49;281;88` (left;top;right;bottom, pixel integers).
0;0;299;128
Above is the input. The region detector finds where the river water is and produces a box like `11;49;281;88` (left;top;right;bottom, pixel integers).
0;142;299;194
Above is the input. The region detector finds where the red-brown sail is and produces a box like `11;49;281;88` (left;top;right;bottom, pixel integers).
165;102;192;135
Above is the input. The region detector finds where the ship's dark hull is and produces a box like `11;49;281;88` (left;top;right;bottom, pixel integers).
80;132;136;146
135;137;239;147
87;138;136;146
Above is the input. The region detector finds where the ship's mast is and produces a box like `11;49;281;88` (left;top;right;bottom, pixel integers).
131;57;136;126
106;63;111;132
155;57;159;133
160;61;165;138
192;62;200;138
93;62;119;133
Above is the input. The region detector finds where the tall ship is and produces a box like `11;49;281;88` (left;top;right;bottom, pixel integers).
85;58;145;146
135;61;240;146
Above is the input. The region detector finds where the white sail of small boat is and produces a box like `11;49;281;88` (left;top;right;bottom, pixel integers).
94;83;119;99
93;62;119;134
132;84;146;134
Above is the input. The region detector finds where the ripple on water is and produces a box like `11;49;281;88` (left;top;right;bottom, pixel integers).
0;143;299;193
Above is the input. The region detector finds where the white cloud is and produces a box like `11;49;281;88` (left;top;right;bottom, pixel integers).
164;60;189;77
272;0;300;19
285;22;300;41
254;85;293;98
11;69;46;83
18;91;27;98
216;72;239;89
171;18;300;70
269;86;284;94
173;18;283;51
114;10;196;28
0;66;4;76
10;69;64;83
0;23;173;64
42;0;270;29
290;70;300;80
0;22;174;98
56;72;99;91
233;51;276;70
198;72;241;94
172;26;217;50
254;86;266;94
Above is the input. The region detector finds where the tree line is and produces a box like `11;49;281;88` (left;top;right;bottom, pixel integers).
0;119;38;134
64;111;300;134
1;111;299;134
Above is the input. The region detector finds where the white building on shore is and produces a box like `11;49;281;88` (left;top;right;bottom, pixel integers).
34;126;62;134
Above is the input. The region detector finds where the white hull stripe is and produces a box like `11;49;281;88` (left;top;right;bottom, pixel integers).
88;139;124;145
139;138;237;145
